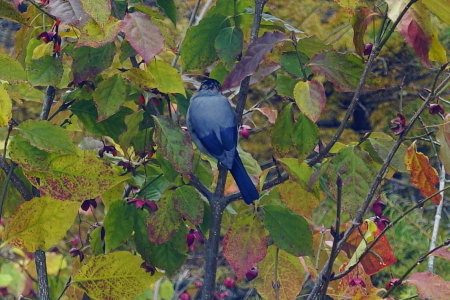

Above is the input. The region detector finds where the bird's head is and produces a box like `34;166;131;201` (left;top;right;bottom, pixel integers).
198;78;221;92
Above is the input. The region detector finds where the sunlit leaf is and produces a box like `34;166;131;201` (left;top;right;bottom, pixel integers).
121;12;164;64
73;251;163;300
294;80;326;122
3;196;80;252
0;84;12;127
222;31;288;89
223;215;269;281
404;141;441;204
148;60;186;96
77;17;121;48
80;0;111;28
122;68;157;90
5;82;45;102
291;112;319;161
15;120;78;155
180;14;231;71
0;54;27;83
406;272;450;300
423;0;450;25
429;28;447;63
255;245;305;300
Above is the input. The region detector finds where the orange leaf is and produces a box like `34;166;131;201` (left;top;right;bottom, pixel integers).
404;141;441;204
335;263;383;300
342;222;397;275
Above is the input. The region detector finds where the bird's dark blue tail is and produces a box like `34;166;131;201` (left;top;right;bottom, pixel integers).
229;154;259;204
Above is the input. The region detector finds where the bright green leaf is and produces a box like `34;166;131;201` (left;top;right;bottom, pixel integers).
73;251;163;300
291;112;319;161
15;120;78;155
3;196;80;252
280;51;311;78
5;82;45;102
276;74;298;99
0;84;12;127
80;0;111;28
0;54;27;82
77;17;122;48
148;60;186;96
90;225;105;255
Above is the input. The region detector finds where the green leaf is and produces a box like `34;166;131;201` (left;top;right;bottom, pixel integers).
327;146;380;217
173;186;204;225
271;103;294;156
27;56;63;86
0;168;25;218
214;26;243;69
293;80;327;123
0;54;27;82
280;51;311;78
72;43;116;84
180;14;231;71
296;36;333;58
156;0;177;26
15;120;78;155
153;116;193;175
291;112;319;161
148;60;186;96
73;251;163;300
90;225;105;255
104;200;136;252
94;74;129;121
276;74;298;99
8;136;51;172
119;111;145;152
193;152;213;188
70;100;133;142
309;50;383;93
122;68;157;90
222;215;269;281
3;196;80;252
5;82;45;101
0;84;12;127
77;18;121;48
262;204;313;256
147;190;181;244
80;0;111;28
0;0;27;24
147;225;188;275
423;0;450;25
119;40;137;63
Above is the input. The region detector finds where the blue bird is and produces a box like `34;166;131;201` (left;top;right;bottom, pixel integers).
186;79;259;204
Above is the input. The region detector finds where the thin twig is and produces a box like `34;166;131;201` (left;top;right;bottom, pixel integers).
0;157;33;201
40;86;56;121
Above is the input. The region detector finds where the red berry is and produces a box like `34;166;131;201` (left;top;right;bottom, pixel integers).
371;199;386;217
223;277;235;288
245;267;258;281
139;94;146;105
179;293;190;300
54;44;61;52
55;20;61;26
385;278;400;290
363;43;373;56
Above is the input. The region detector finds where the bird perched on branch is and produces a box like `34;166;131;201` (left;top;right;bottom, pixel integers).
186;78;259;204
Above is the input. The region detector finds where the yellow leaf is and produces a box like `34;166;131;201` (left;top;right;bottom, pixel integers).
3;196;80;252
255;245;306;300
423;0;450;25
429;28;447;63
32;43;53;60
333;0;359;10
0;84;12;126
404;141;441;204
346;219;378;269
73;251;163;300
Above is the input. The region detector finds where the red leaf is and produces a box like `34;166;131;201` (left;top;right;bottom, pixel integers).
121;12;164;64
222;215;269;281
342;222;397;275
222;31;288;90
431;247;450;261
404;141;441;205
406;272;450;300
